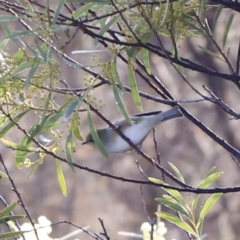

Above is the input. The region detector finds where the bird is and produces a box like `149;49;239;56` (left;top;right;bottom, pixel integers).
82;106;183;153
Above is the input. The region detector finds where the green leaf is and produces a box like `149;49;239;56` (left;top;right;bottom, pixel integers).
111;78;132;125
72;4;95;19
192;169;222;211
197;45;222;60
86;105;109;157
35;42;49;62
1;23;22;47
4;30;35;39
40;109;65;131
16;122;43;165
156;212;197;237
222;13;234;48
72;115;83;141
11;62;36;75
39;88;53;127
98;16;120;37
0;231;26;239
53;0;66;25
149;177;190;212
0;170;8;179
127;47;141;58
205;166;217;178
0;215;26;224
0;113;10;127
27;162;41;179
53;25;69;33
0;111;28;138
148;177;165;185
0;38;9;50
156;196;190;216
168;162;185;183
56;159;67;196
162;188;186;206
64;98;81;121
0;15;20;21
0;202;17;219
0;138;41;152
24;60;40;88
111;57;125;92
213;5;223;30
128;58;143;111
198;172;223;189
141;48;151;74
197;193;222;227
65;131;75;171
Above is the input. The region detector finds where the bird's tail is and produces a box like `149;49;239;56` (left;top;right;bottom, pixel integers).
153;106;183;125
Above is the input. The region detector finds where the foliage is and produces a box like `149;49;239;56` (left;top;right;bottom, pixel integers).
0;202;26;239
150;165;223;239
0;0;239;238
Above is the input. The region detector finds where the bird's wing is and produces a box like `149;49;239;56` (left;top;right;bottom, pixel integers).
133;110;162;117
108;110;162;129
111;119;135;129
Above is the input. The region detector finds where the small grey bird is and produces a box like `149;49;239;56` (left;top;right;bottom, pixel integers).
82;106;183;153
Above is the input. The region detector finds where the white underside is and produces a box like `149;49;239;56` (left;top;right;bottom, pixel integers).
105;120;153;153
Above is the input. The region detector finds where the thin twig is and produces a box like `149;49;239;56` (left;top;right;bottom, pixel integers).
0;154;39;240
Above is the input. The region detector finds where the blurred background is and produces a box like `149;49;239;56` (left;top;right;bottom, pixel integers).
0;1;240;240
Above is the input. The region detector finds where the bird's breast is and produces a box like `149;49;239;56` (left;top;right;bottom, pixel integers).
105;121;152;153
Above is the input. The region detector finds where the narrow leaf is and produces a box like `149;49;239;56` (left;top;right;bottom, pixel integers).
0;111;28;138
24;61;40;88
53;0;65;25
99;16;120;37
56;159;67;196
198;172;223;189
0;170;8;179
127;47;141;58
148;177;165;185
16;123;43;165
27;162;41;179
11;62;36;75
141;48;151;74
156;197;190;216
72;4;95;19
0;215;26;224
128;58;143;111
163;188;186;206
192;169;222;211
111;79;132;125
168;162;185;183
0;202;17;219
64;98;81;121
213;5;223;29
86;105;109;157
0;231;26;239
1;23;22;47
65;131;75;171
205;166;217;178
197;193;222;227
197;45;222;60
222;13;234;48
111;57;125;91
41;109;65;131
0;15;20;21
72;117;83;140
4;30;35;39
156;212;197;237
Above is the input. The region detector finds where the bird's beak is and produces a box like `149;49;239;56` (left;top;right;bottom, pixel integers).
82;140;94;145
